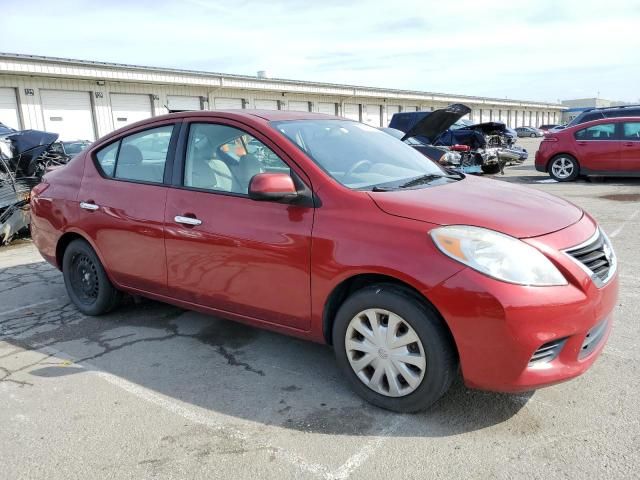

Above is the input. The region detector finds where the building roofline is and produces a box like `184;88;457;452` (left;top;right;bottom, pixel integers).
0;52;563;109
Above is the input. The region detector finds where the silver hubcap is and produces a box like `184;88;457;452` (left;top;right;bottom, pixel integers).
345;308;426;397
551;157;574;179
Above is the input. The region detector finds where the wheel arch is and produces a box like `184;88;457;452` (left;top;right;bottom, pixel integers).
55;229;108;275
321;273;459;358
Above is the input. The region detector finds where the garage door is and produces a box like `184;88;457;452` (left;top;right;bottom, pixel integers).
318;102;337;115
111;94;152;130
363;104;382;127
404;106;418;112
214;98;243;110
254;99;279;110
386;105;401;126
167;95;201;112
41;90;95;141
288;101;310;112
343;103;360;121
0;88;20;129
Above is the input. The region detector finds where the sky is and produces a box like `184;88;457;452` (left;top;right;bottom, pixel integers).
1;0;639;103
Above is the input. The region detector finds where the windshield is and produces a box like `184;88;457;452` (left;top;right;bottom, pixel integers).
450;119;474;130
272;119;446;189
62;141;89;155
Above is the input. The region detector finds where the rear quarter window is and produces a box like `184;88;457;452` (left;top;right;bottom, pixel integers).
95;142;119;177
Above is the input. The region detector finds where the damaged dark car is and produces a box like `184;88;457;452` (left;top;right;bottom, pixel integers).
0;129;71;245
385;104;528;174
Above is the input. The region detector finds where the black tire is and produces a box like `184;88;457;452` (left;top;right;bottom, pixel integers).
548;154;580;182
332;284;457;413
530;133;536;138
481;163;501;174
62;239;121;315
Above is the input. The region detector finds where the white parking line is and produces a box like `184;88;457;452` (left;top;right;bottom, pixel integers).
0;299;57;317
609;209;640;238
327;417;404;480
8;341;331;478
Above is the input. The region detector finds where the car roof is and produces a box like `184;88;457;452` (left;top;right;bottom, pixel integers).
562;115;640;131
89;109;345;149
581;104;640;113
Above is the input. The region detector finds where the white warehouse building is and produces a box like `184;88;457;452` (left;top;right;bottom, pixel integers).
0;53;564;141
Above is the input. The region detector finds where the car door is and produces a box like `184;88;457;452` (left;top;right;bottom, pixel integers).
573;122;620;173
620;121;640;172
164;120;314;330
78;121;178;294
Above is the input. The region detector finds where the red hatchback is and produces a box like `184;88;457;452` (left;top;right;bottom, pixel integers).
536;117;640;181
31;110;618;412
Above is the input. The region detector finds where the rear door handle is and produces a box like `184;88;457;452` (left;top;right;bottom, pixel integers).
79;201;99;211
577;141;587;146
623;142;634;147
174;215;202;226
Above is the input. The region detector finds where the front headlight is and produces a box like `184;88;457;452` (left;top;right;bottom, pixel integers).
430;225;567;286
442;151;461;165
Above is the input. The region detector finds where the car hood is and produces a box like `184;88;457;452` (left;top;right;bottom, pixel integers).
401;104;471;142
368;175;583;238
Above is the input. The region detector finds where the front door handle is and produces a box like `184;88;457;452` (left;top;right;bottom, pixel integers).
174;215;202;226
623;142;634;147
577;141;587;146
80;201;99;211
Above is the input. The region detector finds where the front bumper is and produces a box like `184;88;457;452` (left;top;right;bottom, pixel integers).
427;216;618;392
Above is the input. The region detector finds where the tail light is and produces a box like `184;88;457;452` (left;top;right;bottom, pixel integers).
31;182;50;198
450;144;471;152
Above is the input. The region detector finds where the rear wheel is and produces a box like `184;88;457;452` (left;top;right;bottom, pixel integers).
548;154;579;182
333;284;457;413
62;239;121;315
530;133;536;138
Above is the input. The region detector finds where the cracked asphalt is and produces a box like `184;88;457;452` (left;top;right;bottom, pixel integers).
1;138;639;479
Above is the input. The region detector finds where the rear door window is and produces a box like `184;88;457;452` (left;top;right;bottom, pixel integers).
575;123;616;140
115;126;173;183
622;122;640;140
94;125;174;182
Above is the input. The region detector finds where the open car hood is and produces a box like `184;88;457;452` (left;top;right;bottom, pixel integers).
401;104;471;142
1;130;59;176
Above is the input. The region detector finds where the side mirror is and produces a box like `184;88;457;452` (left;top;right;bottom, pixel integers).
248;173;298;202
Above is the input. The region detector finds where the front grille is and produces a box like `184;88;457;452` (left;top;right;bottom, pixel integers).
529;338;566;366
565;229;615;286
580;318;609;359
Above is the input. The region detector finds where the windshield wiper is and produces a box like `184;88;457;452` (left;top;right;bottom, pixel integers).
399;174;457;189
371;185;397;192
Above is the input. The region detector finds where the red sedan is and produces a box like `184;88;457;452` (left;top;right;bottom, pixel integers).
31;110;618;412
536;116;640;181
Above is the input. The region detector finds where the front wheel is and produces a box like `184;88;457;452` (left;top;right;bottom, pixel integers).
332;284;457;413
548;155;579;182
62;239;121;315
481;163;501;174
530;133;536;138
